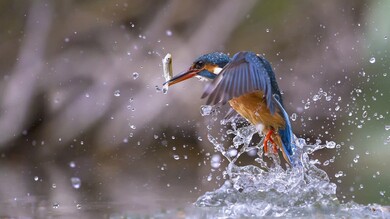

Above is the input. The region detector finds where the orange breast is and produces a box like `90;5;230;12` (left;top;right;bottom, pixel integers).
228;91;285;134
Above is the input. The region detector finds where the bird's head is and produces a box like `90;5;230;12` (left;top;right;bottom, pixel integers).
164;52;230;86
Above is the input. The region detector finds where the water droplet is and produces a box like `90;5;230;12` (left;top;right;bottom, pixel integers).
114;90;121;97
290;113;297;121
71;177;81;189
132;72;139;80
362;111;367;118
69;161;76;168
76;204;82;209
130;125;136;130
64;38;69;42
200;105;213;116
312;94;320;101
349;145;355;150
166;30;172;36
155;85;162;93
173;154;180;160
335;171;343;178
369;57;376;63
207;174;213;181
323;160;330;166
52;183;57;189
34;176;39;181
326;141;336;149
85;93;90;98
385;36;388;40
211;154;221;168
154;134;158;139
304;102;310;109
385;125;390;131
380;191;386;196
197;136;203;141
335;106;340;111
227;149;238;157
162;86;168;94
326;96;332;101
53;203;60;209
265;28;270;33
385;136;390;144
353;155;360;163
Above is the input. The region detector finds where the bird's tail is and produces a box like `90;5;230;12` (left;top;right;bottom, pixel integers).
278;126;294;165
273;95;296;165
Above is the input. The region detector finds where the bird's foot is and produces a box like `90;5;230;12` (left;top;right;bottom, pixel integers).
263;130;277;154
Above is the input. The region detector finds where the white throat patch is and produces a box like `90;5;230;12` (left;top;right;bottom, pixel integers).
213;67;223;74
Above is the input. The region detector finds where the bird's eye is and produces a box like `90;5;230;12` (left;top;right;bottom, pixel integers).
194;61;204;69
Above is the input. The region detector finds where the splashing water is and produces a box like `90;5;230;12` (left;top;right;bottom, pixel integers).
193;105;390;218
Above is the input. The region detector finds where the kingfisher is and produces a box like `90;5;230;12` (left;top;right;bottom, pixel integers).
164;51;295;165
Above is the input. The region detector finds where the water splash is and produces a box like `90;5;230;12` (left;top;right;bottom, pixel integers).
195;138;339;217
193;105;390;218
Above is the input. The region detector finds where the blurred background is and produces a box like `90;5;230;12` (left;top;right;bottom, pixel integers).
0;0;389;216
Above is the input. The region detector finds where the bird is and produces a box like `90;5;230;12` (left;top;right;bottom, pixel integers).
164;51;295;165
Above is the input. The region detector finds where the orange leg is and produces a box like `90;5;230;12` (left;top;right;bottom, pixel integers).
263;130;276;154
272;144;278;153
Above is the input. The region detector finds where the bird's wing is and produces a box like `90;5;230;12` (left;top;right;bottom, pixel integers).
201;51;275;113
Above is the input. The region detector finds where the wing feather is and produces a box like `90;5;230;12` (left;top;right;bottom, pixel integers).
240;65;247;95
222;72;234;104
202;51;275;114
245;64;252;93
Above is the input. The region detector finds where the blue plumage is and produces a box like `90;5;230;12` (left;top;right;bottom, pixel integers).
194;52;230;68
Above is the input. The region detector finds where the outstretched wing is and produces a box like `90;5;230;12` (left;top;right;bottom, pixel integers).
201;51;276;113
